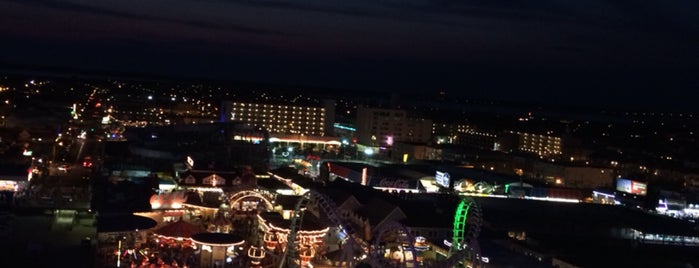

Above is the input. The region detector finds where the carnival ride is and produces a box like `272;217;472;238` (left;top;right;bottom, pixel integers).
439;196;483;268
230;187;484;268
472;181;497;194
363;196;484;268
279;189;365;268
366;220;419;268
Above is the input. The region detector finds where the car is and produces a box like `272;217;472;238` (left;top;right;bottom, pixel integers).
82;156;93;168
57;164;71;173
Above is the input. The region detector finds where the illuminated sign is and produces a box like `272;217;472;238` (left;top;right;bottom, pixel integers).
435;171;450;188
186;156;194;169
616;178;647;196
378;178;410;189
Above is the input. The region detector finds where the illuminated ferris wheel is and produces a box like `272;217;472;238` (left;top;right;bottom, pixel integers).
437;196;483;268
280;190;364;268
363;197;483;268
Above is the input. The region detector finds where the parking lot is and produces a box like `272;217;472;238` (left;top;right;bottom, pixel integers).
0;207;96;267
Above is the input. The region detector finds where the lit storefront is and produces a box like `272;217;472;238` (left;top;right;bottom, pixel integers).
0;164;30;196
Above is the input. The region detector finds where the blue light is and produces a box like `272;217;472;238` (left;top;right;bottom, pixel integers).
333;123;356;131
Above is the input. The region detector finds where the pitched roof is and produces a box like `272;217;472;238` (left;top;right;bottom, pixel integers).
317;185;354;207
355;197;402;226
153;218;204;238
178;169;241;188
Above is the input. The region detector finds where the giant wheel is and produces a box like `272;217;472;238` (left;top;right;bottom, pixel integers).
367;220;419;268
279;190;363;268
436;196;483;268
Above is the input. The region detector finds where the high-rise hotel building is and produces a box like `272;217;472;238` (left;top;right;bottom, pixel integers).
356;106;432;147
220;101;332;136
506;130;562;158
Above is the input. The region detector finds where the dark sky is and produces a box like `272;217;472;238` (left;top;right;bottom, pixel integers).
1;0;698;109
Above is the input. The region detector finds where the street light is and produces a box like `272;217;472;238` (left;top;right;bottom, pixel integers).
363;148;374;163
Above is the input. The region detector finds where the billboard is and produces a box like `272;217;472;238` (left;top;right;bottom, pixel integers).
435;171;450;188
370;178;415;189
616;178;647;196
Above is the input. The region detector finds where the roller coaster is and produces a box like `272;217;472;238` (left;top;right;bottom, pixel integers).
279;190;365;268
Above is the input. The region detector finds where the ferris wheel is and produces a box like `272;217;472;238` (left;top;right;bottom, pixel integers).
280;190;364;268
437;196;484;268
363;197;483;268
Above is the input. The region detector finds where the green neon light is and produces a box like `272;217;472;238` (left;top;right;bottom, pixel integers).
450;199;471;256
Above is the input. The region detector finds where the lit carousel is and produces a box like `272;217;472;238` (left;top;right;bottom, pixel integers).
257;211;329;267
152;218;204;249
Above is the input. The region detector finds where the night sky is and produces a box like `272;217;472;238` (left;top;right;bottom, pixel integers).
1;0;698;109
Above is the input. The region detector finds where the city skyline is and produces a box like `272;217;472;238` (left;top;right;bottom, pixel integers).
2;56;699;267
1;0;698;110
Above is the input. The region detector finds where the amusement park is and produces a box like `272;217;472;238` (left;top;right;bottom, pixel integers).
90;165;487;268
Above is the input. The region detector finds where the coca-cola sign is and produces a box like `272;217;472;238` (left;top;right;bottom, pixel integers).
378;178;411;189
